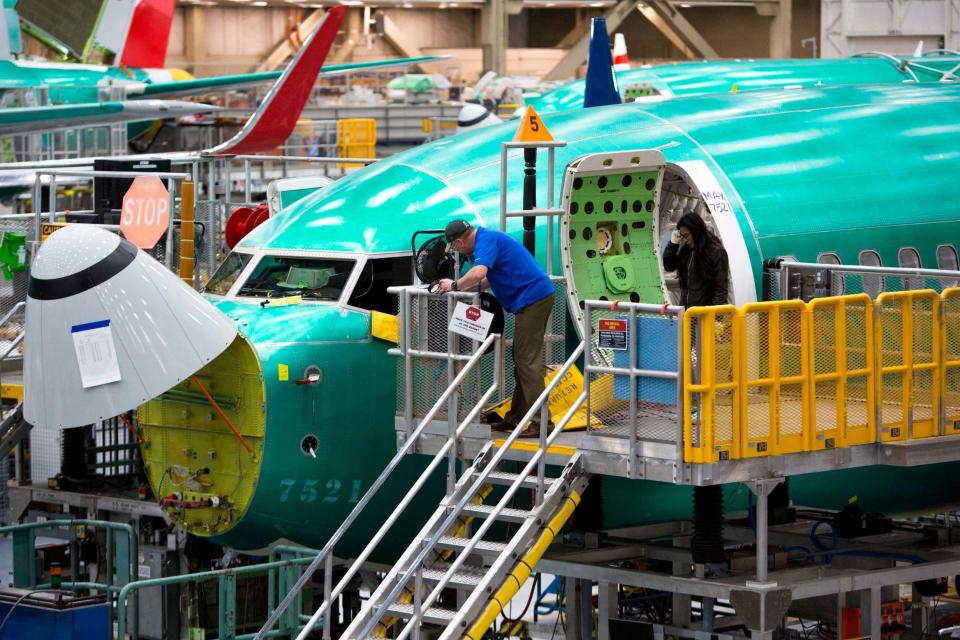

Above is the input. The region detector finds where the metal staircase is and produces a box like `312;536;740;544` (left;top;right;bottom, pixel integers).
254;326;591;640
342;442;588;640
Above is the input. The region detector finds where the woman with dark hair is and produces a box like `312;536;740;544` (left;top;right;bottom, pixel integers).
662;212;730;307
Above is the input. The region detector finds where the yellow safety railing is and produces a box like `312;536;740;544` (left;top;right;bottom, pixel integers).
336;118;377;168
682;288;960;463
944;288;960;434
739;299;808;457
875;290;940;440
808;294;875;448
683;305;739;463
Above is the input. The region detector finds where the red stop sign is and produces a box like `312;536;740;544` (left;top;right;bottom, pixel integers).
121;176;170;249
466;306;481;321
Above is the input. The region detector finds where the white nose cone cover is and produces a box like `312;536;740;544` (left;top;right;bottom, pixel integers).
24;225;237;428
456;103;501;134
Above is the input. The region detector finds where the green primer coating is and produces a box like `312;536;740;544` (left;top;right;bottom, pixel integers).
566;170;665;306
529;56;960;113
216;83;960;549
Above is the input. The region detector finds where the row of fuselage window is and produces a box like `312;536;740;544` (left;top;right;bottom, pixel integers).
806;244;960;296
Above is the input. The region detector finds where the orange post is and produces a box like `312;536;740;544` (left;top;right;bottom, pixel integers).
178;180;195;286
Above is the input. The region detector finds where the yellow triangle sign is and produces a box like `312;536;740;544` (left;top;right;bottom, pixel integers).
513;105;554;143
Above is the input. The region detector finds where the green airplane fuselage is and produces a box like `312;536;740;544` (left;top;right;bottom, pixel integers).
528;55;960;113
138;82;960;554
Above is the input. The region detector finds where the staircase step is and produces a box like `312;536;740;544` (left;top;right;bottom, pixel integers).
485;471;555;489
462;503;532;524
436;536;508;558
421;563;488;589
385;601;458;626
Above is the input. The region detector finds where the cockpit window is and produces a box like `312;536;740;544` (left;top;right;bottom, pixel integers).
237;255;355;301
205;252;253;295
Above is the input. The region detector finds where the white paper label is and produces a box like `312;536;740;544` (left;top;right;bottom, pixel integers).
71;320;122;388
449;302;494;341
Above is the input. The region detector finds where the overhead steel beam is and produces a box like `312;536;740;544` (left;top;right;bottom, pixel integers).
381;13;427;69
639;0;719;59
255;9;326;71
329;8;362;64
545;0;640;80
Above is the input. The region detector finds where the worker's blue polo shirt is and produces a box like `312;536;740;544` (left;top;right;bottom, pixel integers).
472;227;554;313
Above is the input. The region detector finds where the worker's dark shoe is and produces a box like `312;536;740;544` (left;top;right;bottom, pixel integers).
490;421;516;433
518;422;555;439
481;412;501;425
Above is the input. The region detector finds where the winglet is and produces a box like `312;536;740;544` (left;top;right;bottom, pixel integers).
120;0;176;68
206;6;347;157
583;17;621;109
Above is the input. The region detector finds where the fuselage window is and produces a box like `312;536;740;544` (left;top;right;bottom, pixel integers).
937;245;959;271
348;255;415;313
858;250;883;298
897;247;923;290
816;253;843;295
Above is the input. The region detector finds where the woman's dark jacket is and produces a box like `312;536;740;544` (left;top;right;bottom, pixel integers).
662;237;730;307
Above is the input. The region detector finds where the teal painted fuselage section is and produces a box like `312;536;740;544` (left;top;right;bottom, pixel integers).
203;299;445;556
210;83;960;548
529;56;960;113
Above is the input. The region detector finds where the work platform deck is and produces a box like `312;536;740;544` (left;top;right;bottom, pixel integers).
399;417;960;485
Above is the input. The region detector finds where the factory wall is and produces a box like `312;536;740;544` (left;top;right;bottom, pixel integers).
165;2;821;80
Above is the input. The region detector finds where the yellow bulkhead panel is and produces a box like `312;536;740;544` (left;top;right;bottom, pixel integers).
138;334;265;536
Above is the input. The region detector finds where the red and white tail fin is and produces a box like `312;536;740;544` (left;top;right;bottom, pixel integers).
613;33;630;71
91;0;175;68
206;6;347;157
120;0;176;68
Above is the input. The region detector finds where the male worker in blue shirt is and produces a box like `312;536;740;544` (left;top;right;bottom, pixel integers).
437;220;555;438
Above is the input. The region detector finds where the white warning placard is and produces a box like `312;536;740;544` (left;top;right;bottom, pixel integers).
450;302;494;341
71;320;122;388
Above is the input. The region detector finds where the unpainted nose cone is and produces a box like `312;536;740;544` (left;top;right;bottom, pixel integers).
24;225;237;429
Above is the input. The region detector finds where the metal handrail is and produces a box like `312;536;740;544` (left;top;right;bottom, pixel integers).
359;341;586;640
257;331;500;640
583;299;686;475
0;519;138;640
0;301;24;329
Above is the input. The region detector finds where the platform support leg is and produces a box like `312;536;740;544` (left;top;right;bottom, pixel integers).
598;581;616;640
747;477;784;585
673;533;691;627
565;577;594;640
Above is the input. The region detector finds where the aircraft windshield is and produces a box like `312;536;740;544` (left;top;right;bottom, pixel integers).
236;255;356;301
205;252;253;295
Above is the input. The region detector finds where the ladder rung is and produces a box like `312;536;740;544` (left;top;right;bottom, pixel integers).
461;503;532;524
421;563;488;589
485;471;555;489
437;536;507;557
385;602;458;625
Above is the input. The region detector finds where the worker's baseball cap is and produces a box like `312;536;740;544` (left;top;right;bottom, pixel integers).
444;219;472;243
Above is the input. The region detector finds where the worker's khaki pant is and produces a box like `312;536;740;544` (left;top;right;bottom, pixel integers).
503;293;555;427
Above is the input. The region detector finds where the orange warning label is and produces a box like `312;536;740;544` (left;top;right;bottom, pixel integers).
513;105;554;143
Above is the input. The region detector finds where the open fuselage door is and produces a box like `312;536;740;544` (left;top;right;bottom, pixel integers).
560;150;668;337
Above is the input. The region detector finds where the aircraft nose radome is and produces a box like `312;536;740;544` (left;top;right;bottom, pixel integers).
24;225;238;430
31;223;123;279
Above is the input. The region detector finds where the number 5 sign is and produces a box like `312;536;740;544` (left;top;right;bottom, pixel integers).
513;105;555;143
120;176;170;249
